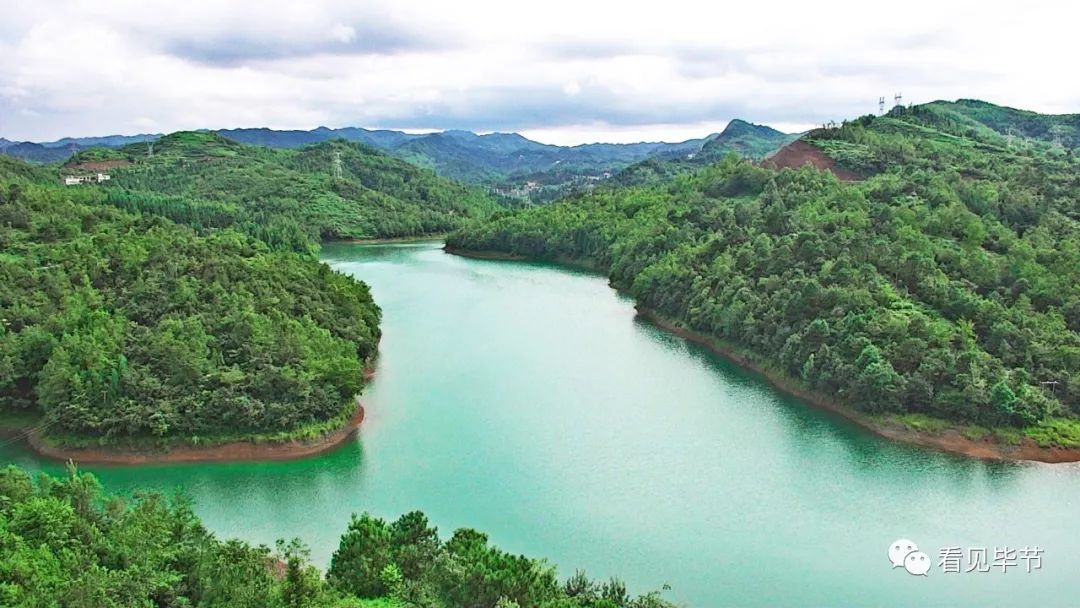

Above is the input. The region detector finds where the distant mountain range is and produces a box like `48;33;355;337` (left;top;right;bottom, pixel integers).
0;121;800;207
209;126;719;185
13;98;1070;204
0;125;727;186
4;100;1075;181
0;133;158;163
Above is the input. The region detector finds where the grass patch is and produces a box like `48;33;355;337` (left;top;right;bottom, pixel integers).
893;413;951;433
1023;417;1080;449
993;427;1024;446
961;425;992;442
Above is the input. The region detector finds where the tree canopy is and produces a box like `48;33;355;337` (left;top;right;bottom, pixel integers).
0;466;676;608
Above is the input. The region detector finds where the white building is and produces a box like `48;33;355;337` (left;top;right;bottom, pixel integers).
63;173;111;186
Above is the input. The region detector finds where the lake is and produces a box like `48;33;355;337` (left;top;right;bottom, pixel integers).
4;241;1079;606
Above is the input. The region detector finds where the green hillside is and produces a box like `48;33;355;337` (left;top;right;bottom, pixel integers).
67;132;498;250
448;101;1080;444
918;99;1079;149
0;156;381;447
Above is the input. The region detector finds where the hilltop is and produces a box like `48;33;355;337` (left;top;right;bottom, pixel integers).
63;131;497;249
698;119;797;160
919;98;1079;147
448;99;1080;458
612;119;797;186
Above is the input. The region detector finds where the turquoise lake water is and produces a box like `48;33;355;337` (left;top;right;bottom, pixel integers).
4;241;1079;606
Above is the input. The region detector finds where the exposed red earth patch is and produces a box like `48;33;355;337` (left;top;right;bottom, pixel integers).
26;406;366;465
763;140;862;181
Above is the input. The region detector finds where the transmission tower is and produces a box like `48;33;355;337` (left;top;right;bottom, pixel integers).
146;141;154;158
894;92;903;107
332;150;343;180
879;96;886;115
1049;125;1068;149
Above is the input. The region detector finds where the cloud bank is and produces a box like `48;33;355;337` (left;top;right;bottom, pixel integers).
0;0;1076;144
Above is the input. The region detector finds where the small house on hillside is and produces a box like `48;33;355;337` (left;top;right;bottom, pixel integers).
63;173;111;186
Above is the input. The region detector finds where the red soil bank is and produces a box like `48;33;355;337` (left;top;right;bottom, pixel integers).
763;140;862;181
27;406;366;465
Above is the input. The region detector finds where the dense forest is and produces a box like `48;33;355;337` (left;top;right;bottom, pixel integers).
0;156;380;446
67;132;497;250
0;466;676;608
448;101;1080;444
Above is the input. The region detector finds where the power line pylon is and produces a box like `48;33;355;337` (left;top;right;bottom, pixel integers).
332;150;343;180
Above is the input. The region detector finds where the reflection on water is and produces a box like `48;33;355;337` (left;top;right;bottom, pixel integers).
633;313;1026;486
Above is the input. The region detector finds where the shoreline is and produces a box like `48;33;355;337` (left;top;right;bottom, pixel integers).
445;246;1080;463
443;244;606;274
24;406;366;465
9;352;381;465
328;233;448;245
18;346;384;465
637;309;1080;464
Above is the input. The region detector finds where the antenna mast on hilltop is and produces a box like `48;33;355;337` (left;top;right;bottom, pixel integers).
879;96;886;115
894;92;903;108
332;150;344;180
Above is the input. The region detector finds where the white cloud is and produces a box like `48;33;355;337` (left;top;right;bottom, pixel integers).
0;0;1076;143
330;24;357;44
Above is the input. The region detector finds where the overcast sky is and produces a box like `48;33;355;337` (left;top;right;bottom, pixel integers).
1;0;1077;145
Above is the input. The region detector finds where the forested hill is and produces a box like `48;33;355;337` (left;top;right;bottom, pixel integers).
611;120;797;187
0;155;381;446
448;102;1080;444
65;131;498;249
919;99;1079;148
